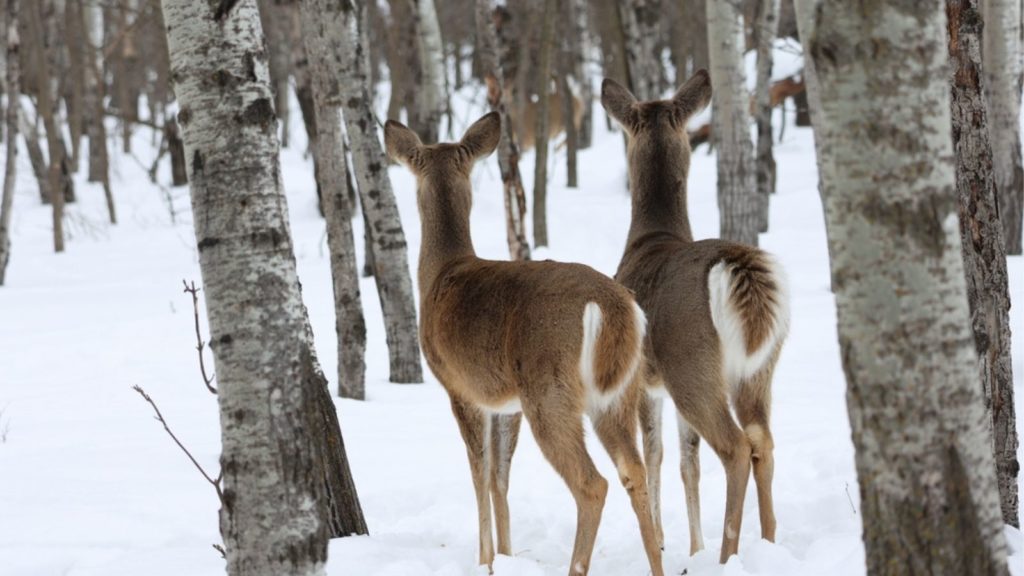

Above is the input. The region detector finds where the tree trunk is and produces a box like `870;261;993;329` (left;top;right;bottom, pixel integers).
19;110;51;205
947;0;1020;529
807;2;1010;573
707;0;759;246
568;0;592;149
161;1;367;567
26;0;65;252
299;0;368;401
258;0;291;149
753;0;779;211
411;0;445;143
78;0;115;223
617;0;661;101
330;0;423;384
0;0;18;286
531;0;555;249
64;0;85;173
560;64;578;188
385;0;416;124
981;0;1023;255
476;0;530;261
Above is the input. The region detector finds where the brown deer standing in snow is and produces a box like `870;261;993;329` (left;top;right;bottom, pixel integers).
601;71;790;563
384;112;664;576
514;83;585;152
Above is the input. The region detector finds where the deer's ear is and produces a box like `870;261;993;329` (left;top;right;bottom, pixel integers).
384;120;422;166
601;78;637;130
460;112;501;160
673;69;712;119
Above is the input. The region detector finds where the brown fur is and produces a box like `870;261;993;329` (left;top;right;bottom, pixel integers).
602;72;788;563
513;84;585;151
385;113;664;576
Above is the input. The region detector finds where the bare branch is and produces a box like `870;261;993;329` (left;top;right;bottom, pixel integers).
182;280;217;394
131;385;222;502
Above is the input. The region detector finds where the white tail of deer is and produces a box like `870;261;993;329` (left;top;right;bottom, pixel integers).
602;71;790;563
384;112;664;576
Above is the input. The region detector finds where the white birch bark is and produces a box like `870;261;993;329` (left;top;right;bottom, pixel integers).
415;0;445;144
617;0;660;101
160;1;329;572
707;0;759;245
327;0;424;384
807;2;1010;572
981;0;1024;255
299;0;368;400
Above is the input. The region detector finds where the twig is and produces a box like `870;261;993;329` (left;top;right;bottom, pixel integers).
132;385;223;501
845;482;858;515
183;280;217;394
212;543;226;559
0;407;9;443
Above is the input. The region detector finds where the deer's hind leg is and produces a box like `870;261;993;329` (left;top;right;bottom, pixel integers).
676;413;705;556
638;392;665;550
733;349;780;543
449;396;495;569
489;412;522;556
521;391;607;576
669;370;751;563
592;386;665;576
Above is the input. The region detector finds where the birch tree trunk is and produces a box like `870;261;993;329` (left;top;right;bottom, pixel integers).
299;0;368;400
707;0;759;246
568;0;592;149
753;0;779;205
413;0;445;143
617;0;661;101
476;0;529;261
161;1;366;570
64;0;84;172
329;0;423;384
0;0;18;286
78;0;115;223
807;2;1010;573
947;0;1020;529
532;0;555;249
258;0;291;149
981;0;1023;255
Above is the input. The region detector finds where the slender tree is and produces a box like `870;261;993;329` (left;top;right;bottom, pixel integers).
981;0;1023;254
807;1;1010;573
412;0;445;143
78;0;115;223
707;0;760;245
531;0;555;248
567;0;592;149
476;0;529;261
26;0;66;252
330;0;424;384
617;0;660;101
753;0;780;207
161;2;367;571
946;0;1019;529
0;0;18;285
299;0;369;400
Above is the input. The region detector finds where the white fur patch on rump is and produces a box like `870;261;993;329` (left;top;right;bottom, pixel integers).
707;256;790;387
579;301;647;414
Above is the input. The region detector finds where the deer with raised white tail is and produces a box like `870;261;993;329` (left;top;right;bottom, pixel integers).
601;71;790;563
384;112;664;576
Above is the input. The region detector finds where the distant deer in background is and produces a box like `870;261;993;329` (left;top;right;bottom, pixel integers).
602;71;790;563
513;82;585;151
384;112;664;576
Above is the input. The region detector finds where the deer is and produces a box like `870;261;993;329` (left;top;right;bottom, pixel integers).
600;70;790;564
384;112;664;576
513;82;585;152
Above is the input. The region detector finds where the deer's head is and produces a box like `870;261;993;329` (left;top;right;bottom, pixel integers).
385;112;501;212
600;70;712;176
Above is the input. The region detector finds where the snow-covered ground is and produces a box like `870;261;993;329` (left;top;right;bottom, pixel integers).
1;74;1022;575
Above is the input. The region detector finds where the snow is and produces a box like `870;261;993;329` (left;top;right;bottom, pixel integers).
1;78;1022;576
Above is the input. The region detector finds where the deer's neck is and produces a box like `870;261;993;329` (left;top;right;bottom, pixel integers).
625;148;693;245
417;182;476;292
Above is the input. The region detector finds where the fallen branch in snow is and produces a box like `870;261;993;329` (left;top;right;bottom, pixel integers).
131;384;223;502
182;280;217;394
